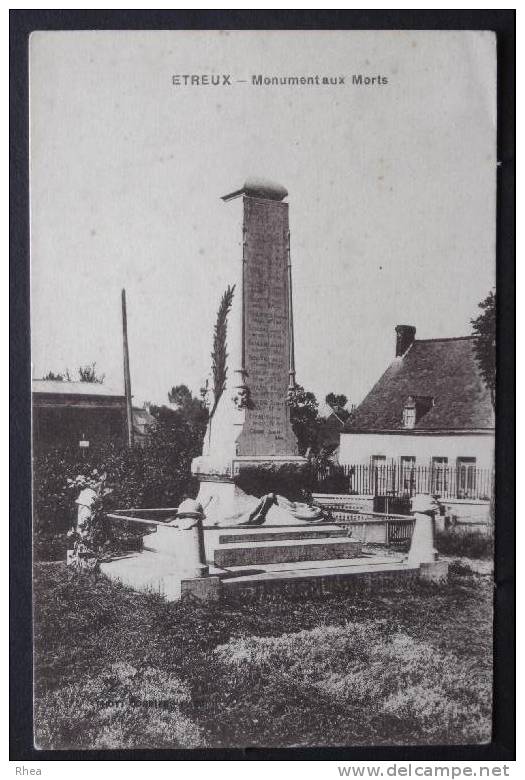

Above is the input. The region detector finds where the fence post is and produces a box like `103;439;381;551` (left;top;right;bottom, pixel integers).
408;495;438;566
176;499;209;578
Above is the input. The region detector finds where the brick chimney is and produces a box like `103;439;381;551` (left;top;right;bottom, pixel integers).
395;325;416;357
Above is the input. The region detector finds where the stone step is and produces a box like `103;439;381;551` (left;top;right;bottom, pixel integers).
218;526;345;544
224;555;406;578
221;558;417;599
221;554;400;575
214;537;363;567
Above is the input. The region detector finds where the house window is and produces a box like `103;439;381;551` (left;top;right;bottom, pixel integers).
400;456;416;495
402;395;434;428
456;457;477;498
431;457;448;494
402;397;416;429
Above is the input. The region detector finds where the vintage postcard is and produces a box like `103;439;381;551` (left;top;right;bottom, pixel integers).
29;29;497;751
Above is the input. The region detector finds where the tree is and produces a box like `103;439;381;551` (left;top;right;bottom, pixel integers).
287;385;320;455
78;363;105;384
471;289;496;410
148;384;209;452
42;365;104;383
325;392;350;421
167;383;209;432
471;289;496;534
42;370;70;381
168;384;193;408
148;401;207;459
325;392;347;410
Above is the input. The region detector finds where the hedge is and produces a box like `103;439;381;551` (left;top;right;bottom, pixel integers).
33;437;201;561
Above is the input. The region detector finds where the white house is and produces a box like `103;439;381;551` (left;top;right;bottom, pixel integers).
339;326;494;506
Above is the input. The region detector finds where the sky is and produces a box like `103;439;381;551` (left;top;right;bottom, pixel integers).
30;30;496;408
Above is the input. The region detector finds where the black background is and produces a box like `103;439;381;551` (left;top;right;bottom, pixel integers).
10;9;515;762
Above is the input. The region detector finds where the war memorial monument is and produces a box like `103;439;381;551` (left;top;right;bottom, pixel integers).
100;179;446;600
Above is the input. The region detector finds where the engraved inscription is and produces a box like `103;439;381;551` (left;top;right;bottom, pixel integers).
236;196;298;456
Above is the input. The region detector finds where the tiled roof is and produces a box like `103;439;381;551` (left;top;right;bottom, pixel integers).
344;336;494;432
32;379;124;398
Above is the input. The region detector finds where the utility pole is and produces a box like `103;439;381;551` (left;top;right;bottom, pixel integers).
121;289;134;448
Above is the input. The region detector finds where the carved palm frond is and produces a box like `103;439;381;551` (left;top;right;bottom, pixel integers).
210;284;235;419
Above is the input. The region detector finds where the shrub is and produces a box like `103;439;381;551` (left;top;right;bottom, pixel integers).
308;463;350;494
447;559;475;578
33;436;201;561
435;529;494;560
234;462;312;501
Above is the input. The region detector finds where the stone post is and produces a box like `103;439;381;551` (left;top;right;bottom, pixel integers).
408;494;438;566
408;494;448;582
176;499;209;578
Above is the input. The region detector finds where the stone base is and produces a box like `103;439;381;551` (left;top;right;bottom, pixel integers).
100;550;427;603
100;551;184;601
419;560;449;583
230;454;308;472
181;575;221;602
192;454;307;481
100;551;220;602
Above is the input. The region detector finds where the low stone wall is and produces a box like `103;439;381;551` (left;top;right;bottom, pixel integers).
313;493;374;513
314;493;491;536
440;499;490;533
312;496;414;546
329;517;389;544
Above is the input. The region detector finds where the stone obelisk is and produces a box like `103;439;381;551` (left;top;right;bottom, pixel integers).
192;178;307;524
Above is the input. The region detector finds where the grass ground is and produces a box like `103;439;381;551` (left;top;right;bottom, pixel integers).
33;561;493;750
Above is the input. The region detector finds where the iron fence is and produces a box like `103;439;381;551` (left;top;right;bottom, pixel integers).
327;507;416;547
311;463;492;501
